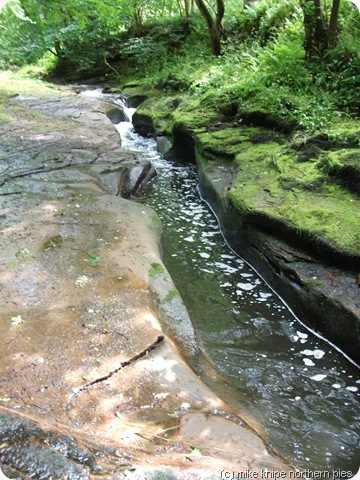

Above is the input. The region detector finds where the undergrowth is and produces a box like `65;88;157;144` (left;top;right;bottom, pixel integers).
2;0;359;132
116;4;359;133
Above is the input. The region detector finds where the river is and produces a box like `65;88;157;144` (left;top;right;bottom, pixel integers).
83;90;360;474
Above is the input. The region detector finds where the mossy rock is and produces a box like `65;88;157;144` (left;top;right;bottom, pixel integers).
227;140;360;260
126;88;360;263
235;108;297;133
319;149;360;195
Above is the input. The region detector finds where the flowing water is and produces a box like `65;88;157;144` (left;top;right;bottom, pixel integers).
84;90;360;474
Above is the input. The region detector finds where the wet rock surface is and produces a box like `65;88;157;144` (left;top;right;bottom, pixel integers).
0;82;294;478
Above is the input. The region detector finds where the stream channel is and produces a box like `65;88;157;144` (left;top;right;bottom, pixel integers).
85;90;359;474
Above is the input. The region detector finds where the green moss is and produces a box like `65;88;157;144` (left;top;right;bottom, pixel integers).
306;277;324;288
137;89;360;257
150;213;162;230
228;140;360;255
0;71;61;98
135;94;219;136
42;234;63;251
149;262;165;278
133;96;173;134
323;121;360;147
0;105;11;122
164;287;180;302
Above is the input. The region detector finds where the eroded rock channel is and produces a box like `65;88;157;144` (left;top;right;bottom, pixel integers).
102;92;360;474
0;81;295;478
1;79;359;477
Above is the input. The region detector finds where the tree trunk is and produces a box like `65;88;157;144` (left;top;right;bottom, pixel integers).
313;0;326;46
215;0;225;31
134;8;142;30
195;0;224;55
54;41;64;61
301;0;327;57
184;0;191;16
327;0;340;48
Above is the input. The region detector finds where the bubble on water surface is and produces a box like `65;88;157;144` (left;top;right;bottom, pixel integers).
301;349;325;359
346;386;358;392
237;282;256;291
220;254;236;260
303;358;316;366
215;262;238;274
200;268;214;274
310;374;327;381
259;292;273;299
297;331;308;339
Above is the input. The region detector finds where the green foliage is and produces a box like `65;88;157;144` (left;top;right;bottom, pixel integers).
0;0;46;68
224;0;299;47
179;1;359;132
120;16;192;70
189;445;203;457
87;253;101;264
0;0;123;71
0;0;359;132
17;53;59;78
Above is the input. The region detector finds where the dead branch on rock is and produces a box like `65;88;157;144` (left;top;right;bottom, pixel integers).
74;335;164;393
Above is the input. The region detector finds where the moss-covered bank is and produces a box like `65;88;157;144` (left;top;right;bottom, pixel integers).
128;88;360;363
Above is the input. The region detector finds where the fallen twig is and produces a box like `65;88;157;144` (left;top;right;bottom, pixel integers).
74;335;164;393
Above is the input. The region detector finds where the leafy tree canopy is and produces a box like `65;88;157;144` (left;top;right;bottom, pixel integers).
0;0;359;130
